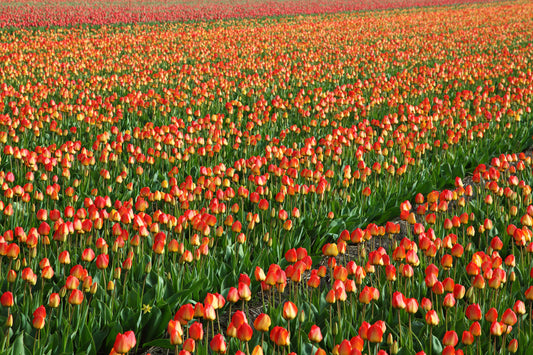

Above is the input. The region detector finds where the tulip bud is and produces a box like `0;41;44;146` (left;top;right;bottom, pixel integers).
510;271;516;282
114;267;122;280
391;340;399;354
5;314;13;327
332;322;338;336
59;286;67;298
299;310;305;323
508;339;518;353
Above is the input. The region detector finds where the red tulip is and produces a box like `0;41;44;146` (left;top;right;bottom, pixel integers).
443;293;456;309
392;291;406;309
462;330;474;345
490;321;504;336
308;325;323;343
283;301;298;320
425;310;439;326
68;289;84;305
270;326;290;346
508;339;518;353
113;331;136;353
469;321;482;337
95;254;109;269
49;293;60;308
465;304;482;321
513;300;526;315
189;322;203;341
253;313;271;332
406;298;419;314
237;322;253;342
175;304;194;325
367;323;383;343
501;309;517;326
442;330;458;347
485;307;498;323
0;292;13;307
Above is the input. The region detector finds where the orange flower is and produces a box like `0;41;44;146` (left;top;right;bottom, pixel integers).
367;323;383;343
253;313;271;332
308;325;323;343
0;292;13;307
282;301;298;320
210;334;227;354
68;289;84;305
113;330;136;354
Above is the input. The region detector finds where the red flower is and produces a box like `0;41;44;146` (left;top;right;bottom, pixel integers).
68;289;84;305
210;334;227;354
461;331;474;345
95;254;109;269
283;301;298;320
465;304;482;321
308;325;323;343
392;291;406;309
501;309;517;326
425;310;439;326
113;330;136;354
442;330;458;347
189;322;203;341
237;322;253;342
0;291;14;307
368;323;383;343
253;313;271;332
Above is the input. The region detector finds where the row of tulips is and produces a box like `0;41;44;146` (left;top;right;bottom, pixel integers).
0;0;532;353
0;0;498;28
166;150;533;354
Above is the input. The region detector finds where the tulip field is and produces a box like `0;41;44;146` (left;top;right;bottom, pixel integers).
1;0;533;354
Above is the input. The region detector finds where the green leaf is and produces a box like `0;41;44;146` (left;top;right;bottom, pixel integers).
10;332;26;355
142;338;173;350
432;334;443;353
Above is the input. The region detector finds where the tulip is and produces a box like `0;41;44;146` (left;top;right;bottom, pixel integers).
490;321;504;336
189;322;203;341
485;308;498;323
502;309;517;326
466;304;482;321
96;254;109;269
237;322;253;342
32;315;45;330
238;282;251;301
168;320;183;345
227;287;239;303
469;321;482;337
68;289;84;305
462;330;474;345
175;304;194;325
442;330;458;347
368;323;383;343
507;338;518;353
182;339;195;353
251;345;264;355
283;301;298;320
253;313;271;332
49;293;60;308
0;291;14;308
113;331;136;354
308;325;323;343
